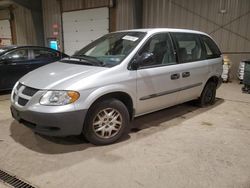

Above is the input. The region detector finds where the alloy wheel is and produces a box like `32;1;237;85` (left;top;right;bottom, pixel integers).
92;108;122;139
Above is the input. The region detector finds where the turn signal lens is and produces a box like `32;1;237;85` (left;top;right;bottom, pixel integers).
67;91;80;103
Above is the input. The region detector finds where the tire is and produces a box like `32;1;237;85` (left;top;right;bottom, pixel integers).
198;81;217;107
83;98;130;145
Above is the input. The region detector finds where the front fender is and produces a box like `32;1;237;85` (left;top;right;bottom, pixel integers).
75;84;136;110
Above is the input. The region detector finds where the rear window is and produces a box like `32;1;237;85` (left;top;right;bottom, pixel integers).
200;35;221;59
33;48;59;60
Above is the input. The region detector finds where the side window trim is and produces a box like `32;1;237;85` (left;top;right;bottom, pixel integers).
136;62;178;70
169;32;180;64
28;49;34;60
197;35;207;60
199;34;209;59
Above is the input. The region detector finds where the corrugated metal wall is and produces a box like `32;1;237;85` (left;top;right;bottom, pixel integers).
13;5;37;45
0;9;10;20
116;0;135;30
61;0;109;12
143;0;250;53
42;0;62;47
142;0;250;78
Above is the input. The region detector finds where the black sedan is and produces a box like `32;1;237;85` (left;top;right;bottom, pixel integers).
0;46;68;91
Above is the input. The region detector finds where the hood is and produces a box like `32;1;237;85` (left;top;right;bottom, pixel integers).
19;61;107;90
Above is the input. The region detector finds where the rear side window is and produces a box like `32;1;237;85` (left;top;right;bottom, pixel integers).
200;35;221;59
171;33;203;63
32;49;59;60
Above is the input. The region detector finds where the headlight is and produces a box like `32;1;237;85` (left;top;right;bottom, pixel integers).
40;90;80;106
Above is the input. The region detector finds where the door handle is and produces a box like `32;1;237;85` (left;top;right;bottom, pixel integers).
182;72;190;78
171;73;180;80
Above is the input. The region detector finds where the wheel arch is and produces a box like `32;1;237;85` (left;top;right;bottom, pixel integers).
198;75;220;97
205;75;220;87
86;91;135;121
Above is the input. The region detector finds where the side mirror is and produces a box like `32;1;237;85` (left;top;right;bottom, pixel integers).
131;52;154;70
0;56;6;64
0;56;12;65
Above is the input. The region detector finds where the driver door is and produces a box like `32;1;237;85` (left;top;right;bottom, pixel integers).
0;48;30;90
135;33;181;115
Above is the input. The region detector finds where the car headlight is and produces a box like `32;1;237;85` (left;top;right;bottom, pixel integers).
40;90;80;106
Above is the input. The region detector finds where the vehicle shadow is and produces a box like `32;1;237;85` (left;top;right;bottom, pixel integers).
131;99;223;132
10;98;224;155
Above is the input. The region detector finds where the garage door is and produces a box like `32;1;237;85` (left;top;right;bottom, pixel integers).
0;20;12;46
62;7;109;55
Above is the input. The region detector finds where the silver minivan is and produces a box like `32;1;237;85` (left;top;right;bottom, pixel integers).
11;29;223;145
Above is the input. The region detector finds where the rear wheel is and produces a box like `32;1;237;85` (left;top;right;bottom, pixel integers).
198;81;217;107
83;99;130;145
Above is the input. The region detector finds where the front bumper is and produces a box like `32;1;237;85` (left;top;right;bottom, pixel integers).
11;105;87;136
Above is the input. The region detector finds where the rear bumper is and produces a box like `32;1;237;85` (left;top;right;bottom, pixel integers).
10;105;87;136
217;77;223;88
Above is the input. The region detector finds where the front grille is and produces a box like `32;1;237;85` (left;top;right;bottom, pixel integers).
14;83;39;107
0;168;37;188
16;83;22;90
22;86;39;96
18;97;29;106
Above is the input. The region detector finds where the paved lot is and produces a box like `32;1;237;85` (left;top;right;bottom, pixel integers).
0;83;250;188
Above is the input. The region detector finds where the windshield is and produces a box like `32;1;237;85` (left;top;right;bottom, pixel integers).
0;48;6;54
62;31;146;67
0;46;16;55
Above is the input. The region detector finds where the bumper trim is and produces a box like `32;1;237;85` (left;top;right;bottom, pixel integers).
11;106;87;136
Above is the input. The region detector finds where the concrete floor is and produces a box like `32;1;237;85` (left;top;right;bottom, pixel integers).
0;82;250;188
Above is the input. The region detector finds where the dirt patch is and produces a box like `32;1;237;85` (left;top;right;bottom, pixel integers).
202;121;213;126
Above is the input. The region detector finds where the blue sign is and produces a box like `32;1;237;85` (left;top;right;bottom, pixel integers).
49;40;58;50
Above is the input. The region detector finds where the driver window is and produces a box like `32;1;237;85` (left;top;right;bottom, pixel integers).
5;49;29;61
138;33;176;67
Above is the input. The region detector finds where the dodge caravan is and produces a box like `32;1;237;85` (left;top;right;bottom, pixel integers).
11;29;223;145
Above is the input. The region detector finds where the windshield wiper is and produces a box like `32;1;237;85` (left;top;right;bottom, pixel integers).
71;55;104;66
60;58;95;66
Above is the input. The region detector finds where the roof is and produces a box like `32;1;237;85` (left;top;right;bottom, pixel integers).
0;45;17;50
0;45;64;55
114;28;208;35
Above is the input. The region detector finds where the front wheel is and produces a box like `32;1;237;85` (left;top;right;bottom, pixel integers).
83;99;130;145
198;82;217;107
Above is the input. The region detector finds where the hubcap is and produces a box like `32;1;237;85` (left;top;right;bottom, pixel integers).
93;108;122;139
